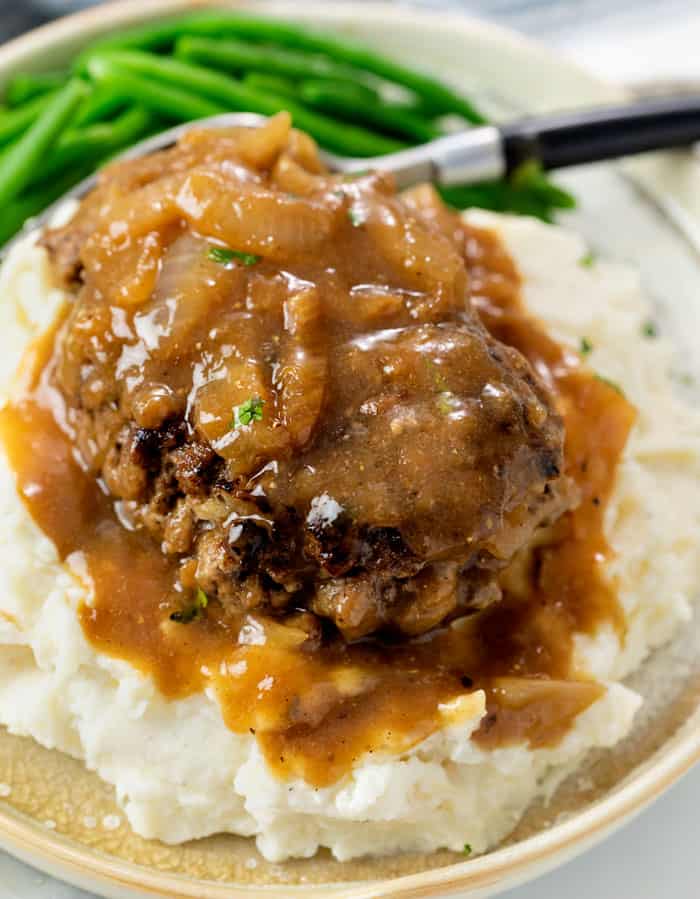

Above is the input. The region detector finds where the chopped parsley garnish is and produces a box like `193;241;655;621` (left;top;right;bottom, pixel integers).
207;246;260;267
579;250;596;268
641;319;658;338
595;373;624;396
348;206;367;227
170;588;209;624
579;336;594;355
342;170;370;181
426;358;449;391
463;844;472;857
437;391;458;416
232;396;265;428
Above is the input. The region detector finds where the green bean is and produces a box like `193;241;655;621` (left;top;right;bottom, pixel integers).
0;92;56;146
300;78;379;107
299;79;440;143
88;51;405;157
87;58;226;121
241;73;299;102
72;82;130;127
74;11;485;122
0;162;94;248
439;182;505;210
5;72;66;107
441;187;552;221
242;73;381;113
194;14;485;122
438;157;575;221
180;36;382;107
39;105;154;184
175;35;375;89
510;159;576;209
0;79;88;207
405;98;445;121
439;175;572;222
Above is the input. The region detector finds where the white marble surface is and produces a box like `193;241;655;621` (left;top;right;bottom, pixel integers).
0;2;699;896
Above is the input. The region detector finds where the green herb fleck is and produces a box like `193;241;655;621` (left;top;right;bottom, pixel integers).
507;159;576;210
595;374;624;396
170;588;209;624
463;844;472;857
579;250;596;268
641;320;658;338
426;358;449;391
579;336;594;356
348;206;367;227
509;158;542;190
232;396;265;428
207;246;260;267
437;391;458;416
342;170;370;181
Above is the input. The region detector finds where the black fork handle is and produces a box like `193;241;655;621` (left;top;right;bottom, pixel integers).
501;94;700;173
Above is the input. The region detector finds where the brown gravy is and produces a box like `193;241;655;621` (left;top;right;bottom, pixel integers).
0;121;635;787
0;219;634;786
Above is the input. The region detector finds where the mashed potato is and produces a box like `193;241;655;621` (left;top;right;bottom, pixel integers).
0;211;697;862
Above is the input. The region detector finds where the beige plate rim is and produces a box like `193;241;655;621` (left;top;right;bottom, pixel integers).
0;2;698;897
1;719;699;898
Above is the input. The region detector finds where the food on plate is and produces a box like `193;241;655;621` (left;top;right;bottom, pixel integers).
39;116;570;640
0;11;574;246
0;114;698;863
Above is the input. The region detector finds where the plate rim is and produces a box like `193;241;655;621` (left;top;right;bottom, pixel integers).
0;2;697;898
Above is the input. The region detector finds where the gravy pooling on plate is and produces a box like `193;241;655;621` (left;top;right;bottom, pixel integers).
0;114;635;786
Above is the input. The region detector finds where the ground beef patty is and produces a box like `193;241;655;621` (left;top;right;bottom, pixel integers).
42;113;574;638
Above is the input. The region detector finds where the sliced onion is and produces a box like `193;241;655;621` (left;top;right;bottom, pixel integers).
143;232;243;361
176;168;343;261
278;286;328;449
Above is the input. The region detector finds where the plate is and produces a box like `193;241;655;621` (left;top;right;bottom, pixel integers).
0;2;698;897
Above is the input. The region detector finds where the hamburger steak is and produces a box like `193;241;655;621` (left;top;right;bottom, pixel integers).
41;113;574;639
